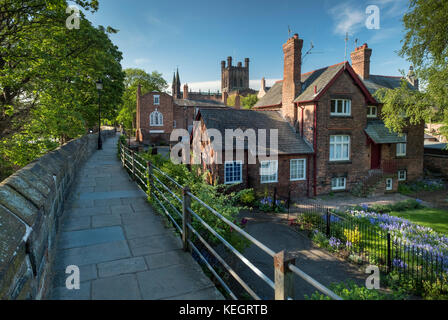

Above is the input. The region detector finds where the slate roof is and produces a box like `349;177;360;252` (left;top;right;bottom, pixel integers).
198;109;313;154
362;75;416;95
253;81;283;108
424;142;447;151
364;120;407;144
174;99;226;108
294;63;346;102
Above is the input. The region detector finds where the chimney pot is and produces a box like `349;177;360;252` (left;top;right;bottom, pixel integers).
294;33;298;39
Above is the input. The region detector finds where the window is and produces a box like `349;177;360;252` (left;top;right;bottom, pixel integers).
386;178;393;191
330;135;350;161
331;99;351;116
367;106;377;118
331;177;346;190
398;170;407;181
396;134;407;157
154;95;160;105
290;159;306;181
173;120;176;128
260;160;278;183
224;161;242;184
150;111;163;126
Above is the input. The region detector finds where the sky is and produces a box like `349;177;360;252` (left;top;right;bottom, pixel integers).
84;0;412;92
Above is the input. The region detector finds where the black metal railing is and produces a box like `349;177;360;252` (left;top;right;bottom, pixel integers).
288;200;448;291
118;139;342;300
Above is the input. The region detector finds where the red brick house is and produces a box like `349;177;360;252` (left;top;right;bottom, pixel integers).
194;34;423;197
135;70;227;145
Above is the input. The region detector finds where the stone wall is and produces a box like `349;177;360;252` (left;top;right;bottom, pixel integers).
0;129;115;300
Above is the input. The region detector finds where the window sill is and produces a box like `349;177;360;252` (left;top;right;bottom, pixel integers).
261;181;278;184
291;178;306;182
328;160;352;165
224;181;242;185
330;115;353;119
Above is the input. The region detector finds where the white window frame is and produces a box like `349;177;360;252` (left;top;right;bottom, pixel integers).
290;159;306;181
150;110;163;126
331;99;351;116
260;160;278;184
386;178;393;191
154;95;160;105
367;106;378;118
330;135;350;161
173;120;177;128
396;134;407;157
331;177;346;191
224;161;243;185
398;170;407;181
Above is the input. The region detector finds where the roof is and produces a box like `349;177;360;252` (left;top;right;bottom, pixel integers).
294;63;346;102
174;99;226;108
253;81;283;108
364;120;407;144
362;75;416;95
424;142;447;151
198;109;313;155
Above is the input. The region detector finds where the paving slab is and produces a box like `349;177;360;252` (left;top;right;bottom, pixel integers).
49;135;222;300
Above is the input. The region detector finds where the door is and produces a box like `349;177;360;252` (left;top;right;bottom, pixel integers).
371;143;381;169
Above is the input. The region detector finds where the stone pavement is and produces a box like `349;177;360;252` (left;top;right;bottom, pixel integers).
49;135;223;300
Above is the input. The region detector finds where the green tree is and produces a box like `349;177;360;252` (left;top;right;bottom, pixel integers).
116;68;168;131
378;0;448;137
241;94;258;109
0;0;125;180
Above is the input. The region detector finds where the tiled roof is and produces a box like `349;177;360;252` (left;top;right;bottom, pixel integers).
424;142;447;151
294;63;346;102
253;81;283;108
362;75;416;95
364;120;407;144
174;99;226;108
199;109;313;154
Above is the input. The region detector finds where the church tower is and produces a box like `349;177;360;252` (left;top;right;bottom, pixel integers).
221;57;250;93
172;68;181;99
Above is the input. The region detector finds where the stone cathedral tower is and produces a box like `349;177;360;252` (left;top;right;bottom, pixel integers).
221;57;250;93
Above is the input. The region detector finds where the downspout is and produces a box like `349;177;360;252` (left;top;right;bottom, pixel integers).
313;102;318;197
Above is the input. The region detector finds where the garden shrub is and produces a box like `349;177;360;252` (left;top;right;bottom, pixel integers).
305;280;408;300
235;189;256;207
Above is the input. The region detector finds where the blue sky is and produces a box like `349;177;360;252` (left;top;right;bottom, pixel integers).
85;0;411;92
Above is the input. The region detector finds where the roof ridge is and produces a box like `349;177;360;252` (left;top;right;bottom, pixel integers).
301;61;346;77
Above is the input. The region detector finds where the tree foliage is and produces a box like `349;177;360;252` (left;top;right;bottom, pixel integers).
378;0;448;135
241;94;258;109
0;0;125;180
116;68;168;131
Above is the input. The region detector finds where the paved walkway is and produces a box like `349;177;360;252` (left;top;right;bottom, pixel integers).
49;135;223;300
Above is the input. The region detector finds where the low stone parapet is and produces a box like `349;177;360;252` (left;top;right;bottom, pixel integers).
0;130;116;299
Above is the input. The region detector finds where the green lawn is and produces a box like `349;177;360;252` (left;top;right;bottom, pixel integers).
389;208;448;234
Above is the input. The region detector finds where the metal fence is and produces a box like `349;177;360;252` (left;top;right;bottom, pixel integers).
287;200;448;290
118;139;342;300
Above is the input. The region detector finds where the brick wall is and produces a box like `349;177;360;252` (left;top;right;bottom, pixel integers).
424;154;448;177
136;92;174;144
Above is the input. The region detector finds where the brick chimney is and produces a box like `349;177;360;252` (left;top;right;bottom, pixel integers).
234;91;241;109
222;91;228;105
350;43;372;80
183;84;189;99
282;33;303;125
261;77;266;91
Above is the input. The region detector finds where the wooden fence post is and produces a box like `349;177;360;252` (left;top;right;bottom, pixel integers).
274;250;295;300
182;186;191;252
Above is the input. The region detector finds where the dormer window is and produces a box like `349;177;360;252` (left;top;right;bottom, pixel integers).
331;99;351;116
367;106;377;118
154;95;160;105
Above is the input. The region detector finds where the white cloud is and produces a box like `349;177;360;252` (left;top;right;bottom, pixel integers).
184;79;281;92
328;2;365;36
134;58;150;65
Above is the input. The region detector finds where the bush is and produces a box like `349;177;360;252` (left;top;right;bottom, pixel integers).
305;280;407;300
357;199;425;214
399;179;444;195
235;189;256;207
